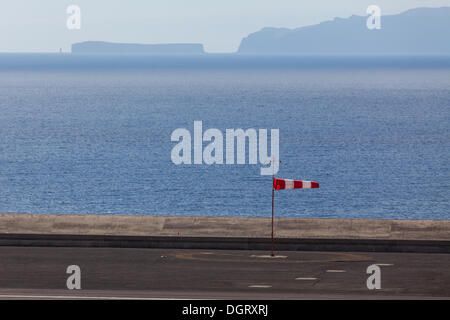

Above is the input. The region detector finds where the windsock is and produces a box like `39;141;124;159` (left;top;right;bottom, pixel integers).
273;178;319;190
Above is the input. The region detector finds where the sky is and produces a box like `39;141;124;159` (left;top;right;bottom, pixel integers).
0;0;448;53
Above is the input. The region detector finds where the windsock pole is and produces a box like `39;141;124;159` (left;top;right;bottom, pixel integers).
271;158;276;257
271;174;275;257
271;171;320;257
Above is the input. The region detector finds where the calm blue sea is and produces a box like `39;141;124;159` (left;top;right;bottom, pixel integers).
0;54;449;219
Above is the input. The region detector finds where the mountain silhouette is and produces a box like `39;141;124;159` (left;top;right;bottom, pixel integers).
238;7;450;54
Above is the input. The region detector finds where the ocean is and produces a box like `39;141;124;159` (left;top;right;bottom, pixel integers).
0;54;449;219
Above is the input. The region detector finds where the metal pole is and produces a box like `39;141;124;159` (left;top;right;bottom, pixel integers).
271;157;276;257
271;180;274;257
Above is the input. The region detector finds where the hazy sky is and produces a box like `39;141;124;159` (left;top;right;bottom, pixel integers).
0;0;448;53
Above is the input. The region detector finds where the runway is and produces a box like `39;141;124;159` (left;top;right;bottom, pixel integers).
0;246;449;299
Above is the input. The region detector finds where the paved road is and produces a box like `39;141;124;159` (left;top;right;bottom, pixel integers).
0;246;449;299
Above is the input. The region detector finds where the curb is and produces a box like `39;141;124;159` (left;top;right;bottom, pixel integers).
1;233;449;253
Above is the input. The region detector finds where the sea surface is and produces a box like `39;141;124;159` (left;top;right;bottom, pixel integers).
0;54;449;219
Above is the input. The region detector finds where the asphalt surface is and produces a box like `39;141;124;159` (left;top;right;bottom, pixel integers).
0;246;449;299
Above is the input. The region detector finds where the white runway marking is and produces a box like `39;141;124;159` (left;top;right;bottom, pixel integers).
250;255;287;259
295;277;317;281
248;285;272;288
0;294;183;300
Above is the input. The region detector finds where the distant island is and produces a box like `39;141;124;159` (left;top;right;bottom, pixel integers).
72;41;205;54
238;7;450;54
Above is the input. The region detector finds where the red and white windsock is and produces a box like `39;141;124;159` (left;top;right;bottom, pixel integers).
273;178;319;190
